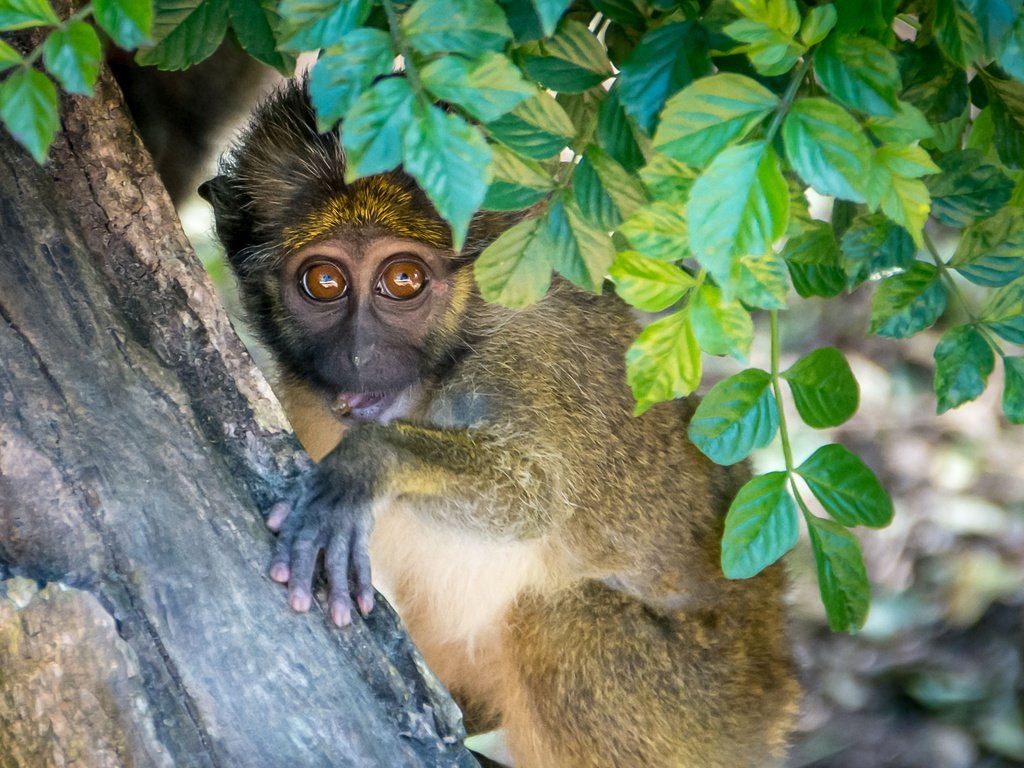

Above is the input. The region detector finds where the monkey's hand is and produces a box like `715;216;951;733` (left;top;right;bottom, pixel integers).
264;464;374;628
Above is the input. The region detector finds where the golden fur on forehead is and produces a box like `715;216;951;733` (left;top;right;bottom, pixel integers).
283;176;449;252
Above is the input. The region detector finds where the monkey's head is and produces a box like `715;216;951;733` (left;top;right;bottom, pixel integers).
200;81;504;422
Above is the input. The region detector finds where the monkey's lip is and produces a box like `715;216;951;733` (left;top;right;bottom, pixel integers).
332;391;397;422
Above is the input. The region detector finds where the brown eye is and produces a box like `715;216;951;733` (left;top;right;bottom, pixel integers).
378;259;427;300
302;263;347;302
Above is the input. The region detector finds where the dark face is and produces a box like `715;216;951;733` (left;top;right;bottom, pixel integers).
277;233;457;422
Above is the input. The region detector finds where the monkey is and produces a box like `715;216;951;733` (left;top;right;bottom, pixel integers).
199;80;800;768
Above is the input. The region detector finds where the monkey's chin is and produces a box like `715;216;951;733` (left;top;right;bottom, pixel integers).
331;388;416;425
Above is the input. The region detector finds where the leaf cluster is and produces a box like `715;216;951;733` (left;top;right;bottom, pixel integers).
3;0;1023;632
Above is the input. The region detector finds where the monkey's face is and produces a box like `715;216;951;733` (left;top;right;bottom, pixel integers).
274;231;460;422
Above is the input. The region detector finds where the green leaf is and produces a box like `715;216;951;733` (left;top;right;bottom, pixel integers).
934;0;984;67
998;13;1024;79
899;42;969;125
474;216;552;307
582;144;646;220
874;144;940;180
783;348;860;428
868;261;947;338
228;0;294;73
532;0;570;36
403;104;492;251
94;0;153;48
654;73;779;169
618;201;689;262
617;21;711;133
725;0;805;77
782;98;873;203
639;154;697;205
574;156;622;231
878;174;931;248
687;141;789;295
964;0;1020;56
1003;356;1024;424
839;213;915;288
980;280;1024;344
486;90;574;159
310;29;394;130
807;515;870;632
403;0;512;56
590;0;644;26
799;3;837;45
721;472;798;579
927;149;1015;227
782;222;846;298
544;197;615;293
136;0;228;70
986;76;1024;169
278;0;368;51
798;444;892;527
0;67;57;163
518;19;611;93
736;249;790;310
689;284;753;360
626;308;702;415
815;34;900;116
949;206;1024;287
609;250;695;312
41;20;101;95
933;325;996;413
688;369;778;465
341;77;415;179
865;102;934;144
596;83;644;171
421;52;533;124
0;39;20;71
482;144;554;211
0;0;58;30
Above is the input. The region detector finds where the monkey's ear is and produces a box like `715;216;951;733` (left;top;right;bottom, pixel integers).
198;175;255;263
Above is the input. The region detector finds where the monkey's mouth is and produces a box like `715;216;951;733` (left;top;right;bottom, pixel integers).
331;390;400;423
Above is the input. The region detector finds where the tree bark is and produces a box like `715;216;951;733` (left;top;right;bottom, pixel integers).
0;59;476;768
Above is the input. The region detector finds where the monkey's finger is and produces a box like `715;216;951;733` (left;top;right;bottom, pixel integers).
269;525;295;584
265;501;291;532
286;530;319;613
324;535;353;627
350;523;374;616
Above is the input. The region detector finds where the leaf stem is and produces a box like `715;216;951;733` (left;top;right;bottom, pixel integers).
769;310;795;472
18;3;94;69
770;310;814;518
922;228;1005;356
764;54;813;145
381;0;424;96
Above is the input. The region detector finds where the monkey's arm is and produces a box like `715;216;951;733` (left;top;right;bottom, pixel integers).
268;421;567;626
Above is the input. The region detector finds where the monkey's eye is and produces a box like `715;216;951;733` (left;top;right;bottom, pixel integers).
378;259;427;300
302;263;348;302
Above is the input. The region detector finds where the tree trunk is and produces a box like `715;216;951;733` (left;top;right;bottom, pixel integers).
0;57;477;768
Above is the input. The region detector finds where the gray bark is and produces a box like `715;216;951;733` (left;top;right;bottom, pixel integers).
0;60;476;768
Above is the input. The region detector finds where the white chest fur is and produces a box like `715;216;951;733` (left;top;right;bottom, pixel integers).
369;503;561;653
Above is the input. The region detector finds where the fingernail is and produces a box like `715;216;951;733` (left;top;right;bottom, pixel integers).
270;563;290;583
332;602;352;627
266;503;289;531
289;591;311;612
357;593;374;616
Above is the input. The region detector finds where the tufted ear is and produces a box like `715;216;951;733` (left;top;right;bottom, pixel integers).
198;174;257;271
